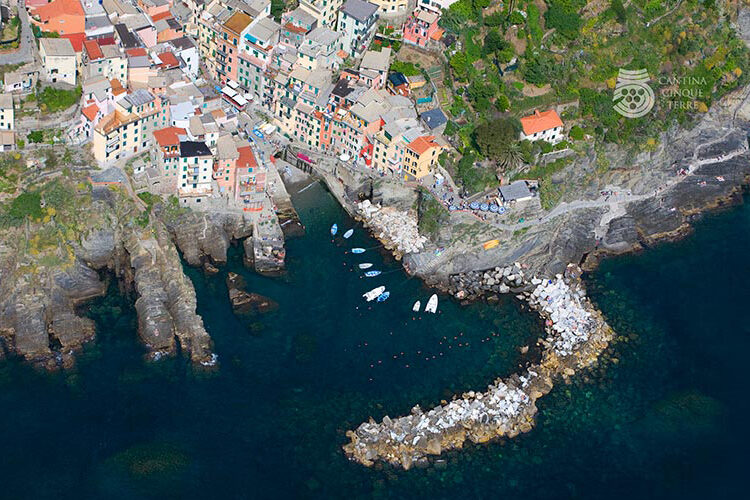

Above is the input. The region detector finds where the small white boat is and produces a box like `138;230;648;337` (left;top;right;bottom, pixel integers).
343;229;354;239
358;263;373;269
330;224;338;236
363;286;385;302
425;294;438;313
412;300;421;312
351;248;365;254
364;270;381;277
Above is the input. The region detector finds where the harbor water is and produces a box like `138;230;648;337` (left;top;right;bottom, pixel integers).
0;182;748;499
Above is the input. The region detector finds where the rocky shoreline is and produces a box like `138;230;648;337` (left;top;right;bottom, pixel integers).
343;264;613;469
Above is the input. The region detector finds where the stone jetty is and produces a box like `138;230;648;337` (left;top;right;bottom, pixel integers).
343;264;613;469
356;200;427;256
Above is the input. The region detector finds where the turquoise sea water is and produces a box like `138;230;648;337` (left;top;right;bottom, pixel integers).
1;182;748;499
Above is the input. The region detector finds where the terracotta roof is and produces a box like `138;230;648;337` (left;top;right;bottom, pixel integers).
84;40;103;60
407;135;440;155
63;33;85;52
223;12;252;34
151;11;172;22
126;47;147;57
82;104;99;122
158;51;179;68
237;145;258;169
32;0;83;19
153;126;186;147
520;109;563;136
430;28;444;41
110;79;126;96
283;23;307;34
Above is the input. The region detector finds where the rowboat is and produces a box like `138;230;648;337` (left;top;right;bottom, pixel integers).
358;263;373;269
330;224;338;236
351;248;365;254
412;300;421;312
343;229;354;239
376;291;390;302
364;270;381;277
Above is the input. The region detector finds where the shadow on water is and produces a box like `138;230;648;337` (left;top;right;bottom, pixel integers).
0;184;748;499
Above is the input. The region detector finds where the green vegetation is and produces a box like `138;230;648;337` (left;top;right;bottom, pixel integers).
451;151;497;194
417;189;448;236
37;86;81;113
427;0;750;211
37;85;81;113
270;0;285;21
135;192;162;228
27;130;44;143
7;192;43;222
390;60;422;77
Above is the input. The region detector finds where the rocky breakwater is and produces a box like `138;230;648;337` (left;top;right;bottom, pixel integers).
122;225;216;366
356;200;427;257
343;264;613;469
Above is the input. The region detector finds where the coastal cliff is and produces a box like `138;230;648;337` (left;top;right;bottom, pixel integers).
0;176;218;369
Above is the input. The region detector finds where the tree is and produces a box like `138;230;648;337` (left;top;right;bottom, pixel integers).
544;1;582;40
495;94;510;111
27;131;44;143
569;125;584;140
473;117;521;159
496;141;523;172
449;52;470;80
522;51;556;85
610;0;627;24
485;12;503;27
482;30;508;57
271;0;284;21
444;121;458;136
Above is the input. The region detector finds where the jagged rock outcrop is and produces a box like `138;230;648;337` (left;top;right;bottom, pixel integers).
226;272;278;315
164;211;254;266
123;224;215;366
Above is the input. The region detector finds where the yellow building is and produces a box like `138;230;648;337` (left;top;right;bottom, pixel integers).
93;90;166;165
403;135;442;180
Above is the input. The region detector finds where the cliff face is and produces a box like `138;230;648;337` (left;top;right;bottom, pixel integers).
0;183;217;370
163;211;254;267
406;91;750;282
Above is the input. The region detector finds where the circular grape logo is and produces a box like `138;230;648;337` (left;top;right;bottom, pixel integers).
613;69;655;118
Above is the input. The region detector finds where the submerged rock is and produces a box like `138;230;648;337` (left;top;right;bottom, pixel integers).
226;272;279;315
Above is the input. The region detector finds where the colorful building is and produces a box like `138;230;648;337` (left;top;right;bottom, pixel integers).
403;8;440;48
403;134;442;179
217;11;252;85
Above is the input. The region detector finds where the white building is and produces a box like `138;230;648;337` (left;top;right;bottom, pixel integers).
299;0;344;28
0;94;14;131
337;0;379;59
178;140;214;200
519;109;564;145
416;0;459;14
39;38;78;86
169;36;200;78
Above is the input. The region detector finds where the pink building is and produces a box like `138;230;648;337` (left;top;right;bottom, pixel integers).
403;8;440;48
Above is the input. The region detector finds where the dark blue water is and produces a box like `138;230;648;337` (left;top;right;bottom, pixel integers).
0;183;748;499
